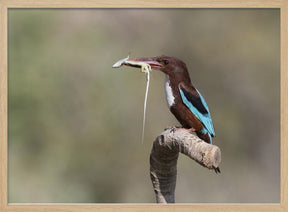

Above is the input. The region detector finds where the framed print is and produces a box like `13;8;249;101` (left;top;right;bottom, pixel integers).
0;0;287;211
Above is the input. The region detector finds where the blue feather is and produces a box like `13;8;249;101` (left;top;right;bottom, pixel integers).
179;87;215;138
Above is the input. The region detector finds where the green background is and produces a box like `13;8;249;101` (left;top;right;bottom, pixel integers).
8;9;280;203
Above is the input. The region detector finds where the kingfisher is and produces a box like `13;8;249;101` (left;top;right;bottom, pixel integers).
124;55;216;145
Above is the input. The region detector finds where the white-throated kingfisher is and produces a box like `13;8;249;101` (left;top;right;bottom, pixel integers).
125;55;216;145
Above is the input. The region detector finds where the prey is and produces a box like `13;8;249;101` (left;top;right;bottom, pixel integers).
113;56;152;144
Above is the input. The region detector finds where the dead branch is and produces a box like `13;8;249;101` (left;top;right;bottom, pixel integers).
149;128;221;203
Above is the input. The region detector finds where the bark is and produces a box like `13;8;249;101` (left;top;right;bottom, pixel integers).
149;128;221;203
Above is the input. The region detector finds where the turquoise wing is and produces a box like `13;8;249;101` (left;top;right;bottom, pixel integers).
179;85;215;137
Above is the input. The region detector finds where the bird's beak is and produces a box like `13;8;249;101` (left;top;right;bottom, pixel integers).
125;57;164;70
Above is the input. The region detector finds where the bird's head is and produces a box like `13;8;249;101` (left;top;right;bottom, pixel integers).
125;55;190;80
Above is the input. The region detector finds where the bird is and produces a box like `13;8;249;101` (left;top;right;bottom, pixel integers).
124;55;220;171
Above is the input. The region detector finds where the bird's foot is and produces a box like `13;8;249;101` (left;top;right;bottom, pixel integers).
164;126;173;130
164;126;181;133
181;128;196;133
165;126;196;133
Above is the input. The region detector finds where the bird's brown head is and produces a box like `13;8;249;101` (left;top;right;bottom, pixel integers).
126;55;191;82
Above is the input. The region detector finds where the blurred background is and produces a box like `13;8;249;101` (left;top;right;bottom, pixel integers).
8;9;280;203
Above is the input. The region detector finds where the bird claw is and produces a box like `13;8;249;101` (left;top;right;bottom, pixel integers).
185;128;196;133
164;126;196;134
170;127;177;133
164;126;181;133
164;126;173;130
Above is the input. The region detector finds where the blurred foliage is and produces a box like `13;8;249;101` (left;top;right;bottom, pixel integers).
8;9;280;203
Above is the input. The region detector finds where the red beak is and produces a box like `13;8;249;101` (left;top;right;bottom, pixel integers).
125;57;164;70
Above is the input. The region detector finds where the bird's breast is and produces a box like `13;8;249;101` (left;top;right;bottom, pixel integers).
165;75;175;107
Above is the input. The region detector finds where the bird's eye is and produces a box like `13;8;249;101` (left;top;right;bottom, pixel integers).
163;60;169;65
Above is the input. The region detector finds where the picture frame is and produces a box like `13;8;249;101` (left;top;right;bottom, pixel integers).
0;0;287;211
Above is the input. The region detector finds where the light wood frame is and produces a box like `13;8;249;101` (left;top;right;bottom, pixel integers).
0;0;287;211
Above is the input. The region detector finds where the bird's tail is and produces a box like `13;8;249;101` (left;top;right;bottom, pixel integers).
214;166;221;174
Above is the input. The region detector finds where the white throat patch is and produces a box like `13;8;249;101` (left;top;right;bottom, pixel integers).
165;75;175;107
